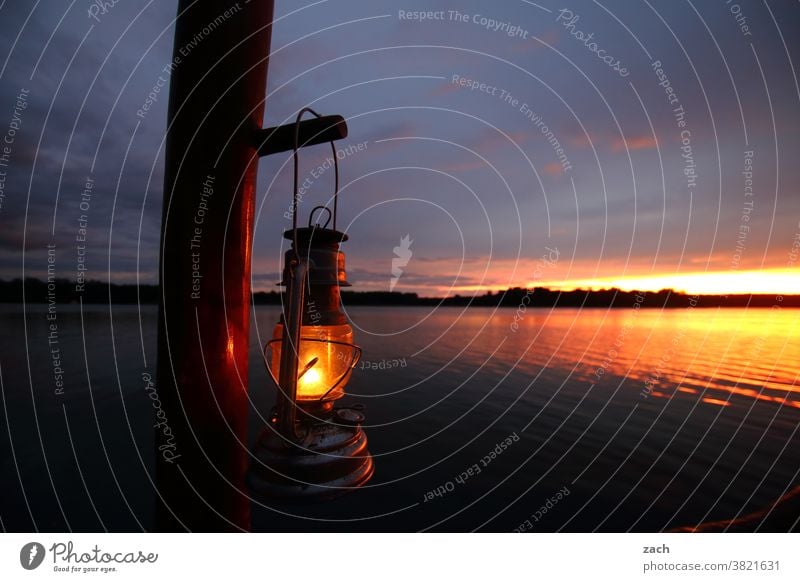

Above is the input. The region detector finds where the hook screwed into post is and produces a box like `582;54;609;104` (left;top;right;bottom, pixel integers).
254;111;348;240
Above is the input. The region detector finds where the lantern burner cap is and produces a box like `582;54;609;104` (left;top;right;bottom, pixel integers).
279;226;351;288
284;226;348;246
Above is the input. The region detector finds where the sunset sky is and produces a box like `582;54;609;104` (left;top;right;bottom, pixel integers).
0;0;798;297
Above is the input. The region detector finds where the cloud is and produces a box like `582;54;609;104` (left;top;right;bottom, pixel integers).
430;81;462;98
568;132;657;153
438;159;488;172
469;127;529;151
510;28;560;53
543;162;563;176
568;133;596;148
611;135;658;152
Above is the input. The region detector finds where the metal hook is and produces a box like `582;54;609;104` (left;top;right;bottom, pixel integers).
308;205;332;229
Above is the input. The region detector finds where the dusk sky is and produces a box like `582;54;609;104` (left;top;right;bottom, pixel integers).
1;0;798;296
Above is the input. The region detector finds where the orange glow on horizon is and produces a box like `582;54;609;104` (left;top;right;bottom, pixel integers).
534;268;799;295
428;268;799;297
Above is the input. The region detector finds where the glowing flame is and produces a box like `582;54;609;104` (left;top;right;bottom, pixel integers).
269;323;356;401
301;367;322;388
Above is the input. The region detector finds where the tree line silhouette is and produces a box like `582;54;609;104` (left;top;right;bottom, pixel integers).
2;278;797;308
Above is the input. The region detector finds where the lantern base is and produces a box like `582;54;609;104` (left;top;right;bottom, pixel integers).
248;407;374;502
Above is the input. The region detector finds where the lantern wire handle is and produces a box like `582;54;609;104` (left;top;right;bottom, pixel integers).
292;108;340;253
275;259;307;442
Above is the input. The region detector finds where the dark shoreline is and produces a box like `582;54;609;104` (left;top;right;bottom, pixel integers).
3;278;798;308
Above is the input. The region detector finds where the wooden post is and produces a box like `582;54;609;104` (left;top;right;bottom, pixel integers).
156;0;274;531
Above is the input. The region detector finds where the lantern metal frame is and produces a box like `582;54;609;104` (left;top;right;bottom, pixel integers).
249;109;374;501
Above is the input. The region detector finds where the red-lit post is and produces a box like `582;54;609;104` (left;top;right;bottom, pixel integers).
155;0;274;531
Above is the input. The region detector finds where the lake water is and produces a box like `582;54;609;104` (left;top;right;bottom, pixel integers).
1;304;798;531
